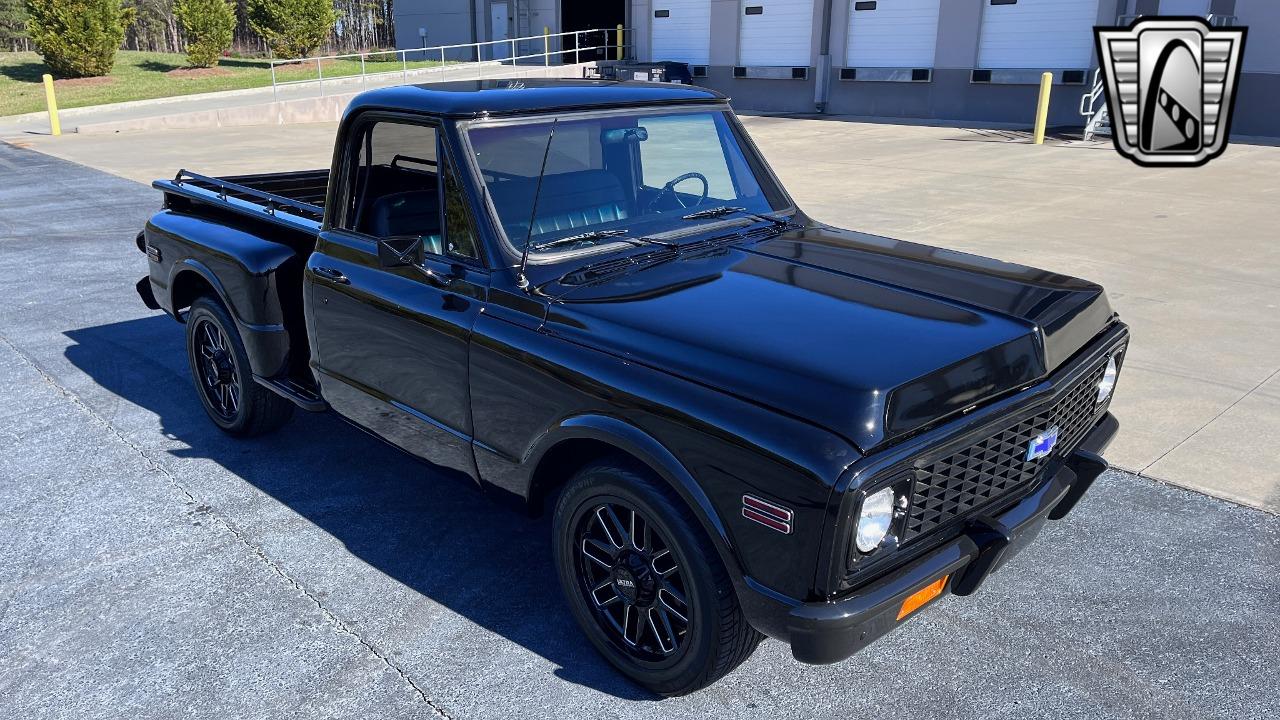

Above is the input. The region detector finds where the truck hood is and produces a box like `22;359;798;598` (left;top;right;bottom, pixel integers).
541;223;1115;452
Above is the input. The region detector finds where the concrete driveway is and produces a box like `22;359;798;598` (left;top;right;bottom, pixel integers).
1;125;1277;719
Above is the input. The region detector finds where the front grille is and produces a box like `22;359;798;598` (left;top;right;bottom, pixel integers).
902;359;1110;542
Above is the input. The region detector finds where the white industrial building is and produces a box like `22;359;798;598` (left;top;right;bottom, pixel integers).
391;0;1279;137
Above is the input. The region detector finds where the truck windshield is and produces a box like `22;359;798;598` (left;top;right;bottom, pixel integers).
465;108;784;256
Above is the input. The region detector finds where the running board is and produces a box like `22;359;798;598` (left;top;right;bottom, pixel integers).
253;375;328;412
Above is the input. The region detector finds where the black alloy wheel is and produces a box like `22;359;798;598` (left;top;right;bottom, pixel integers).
575;500;691;662
193;316;240;421
554;458;763;695
184;296;294;437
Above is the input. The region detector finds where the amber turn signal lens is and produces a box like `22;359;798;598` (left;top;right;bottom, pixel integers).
896;575;948;621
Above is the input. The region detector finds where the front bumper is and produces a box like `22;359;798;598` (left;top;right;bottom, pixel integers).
785;411;1118;665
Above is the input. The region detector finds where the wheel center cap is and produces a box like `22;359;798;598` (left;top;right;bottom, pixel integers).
212;351;234;382
612;567;639;602
612;552;656;606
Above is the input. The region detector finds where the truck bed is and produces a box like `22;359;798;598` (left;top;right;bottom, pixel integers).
153;169;329;235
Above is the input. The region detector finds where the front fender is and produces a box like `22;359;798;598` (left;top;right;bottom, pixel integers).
469;311;860;625
511;412;817;639
525;413;740;571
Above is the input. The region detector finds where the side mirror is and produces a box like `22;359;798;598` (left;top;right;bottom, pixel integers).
377;235;425;268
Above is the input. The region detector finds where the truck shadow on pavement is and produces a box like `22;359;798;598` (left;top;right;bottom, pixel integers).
63;314;659;702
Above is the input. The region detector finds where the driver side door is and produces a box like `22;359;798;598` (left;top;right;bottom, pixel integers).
305;114;489;481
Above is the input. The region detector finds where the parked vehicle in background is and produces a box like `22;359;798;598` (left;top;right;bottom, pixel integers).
134;79;1127;694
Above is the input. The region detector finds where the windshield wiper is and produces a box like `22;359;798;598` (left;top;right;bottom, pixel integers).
529;229;676;252
529;229;629;251
681;205;790;226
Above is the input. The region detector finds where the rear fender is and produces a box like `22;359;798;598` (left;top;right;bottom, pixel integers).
146;210;297;377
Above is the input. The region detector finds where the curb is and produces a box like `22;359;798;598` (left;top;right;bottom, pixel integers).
69;64;591;135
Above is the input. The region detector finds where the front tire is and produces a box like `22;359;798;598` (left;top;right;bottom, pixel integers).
553;458;762;695
185;296;294;437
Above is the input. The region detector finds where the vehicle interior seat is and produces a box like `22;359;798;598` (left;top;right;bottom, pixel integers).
490;170;631;244
366;190;442;249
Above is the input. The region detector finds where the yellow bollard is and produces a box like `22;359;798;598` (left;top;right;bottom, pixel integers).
616;24;624;61
544;26;550;66
42;74;61;137
1032;71;1052;145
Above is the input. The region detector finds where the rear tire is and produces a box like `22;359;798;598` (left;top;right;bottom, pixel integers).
185;296;294;437
553;457;763;696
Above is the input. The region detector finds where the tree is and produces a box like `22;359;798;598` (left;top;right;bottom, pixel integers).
246;0;334;58
24;0;135;77
174;0;233;66
0;0;31;51
124;0;181;52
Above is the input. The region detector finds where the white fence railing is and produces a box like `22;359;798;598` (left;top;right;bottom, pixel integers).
269;28;633;98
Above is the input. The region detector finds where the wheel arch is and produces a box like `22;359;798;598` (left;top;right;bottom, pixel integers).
168;260;233;323
525;414;746;585
168;259;292;378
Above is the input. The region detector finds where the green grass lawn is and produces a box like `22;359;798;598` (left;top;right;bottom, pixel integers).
0;50;444;117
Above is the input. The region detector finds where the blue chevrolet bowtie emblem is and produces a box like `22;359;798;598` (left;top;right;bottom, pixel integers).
1026;426;1060;461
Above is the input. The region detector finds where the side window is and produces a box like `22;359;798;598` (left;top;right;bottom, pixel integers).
441;155;479;260
344;119;443;251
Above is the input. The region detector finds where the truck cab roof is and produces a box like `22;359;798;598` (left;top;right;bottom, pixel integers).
344;79;728;118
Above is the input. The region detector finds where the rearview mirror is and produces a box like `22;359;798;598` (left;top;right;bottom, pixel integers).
377;235;425;268
601;127;649;144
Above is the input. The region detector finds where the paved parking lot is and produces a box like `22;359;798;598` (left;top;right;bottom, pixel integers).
1;125;1277;718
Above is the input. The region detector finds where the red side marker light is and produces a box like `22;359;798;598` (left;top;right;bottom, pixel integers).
742;495;793;534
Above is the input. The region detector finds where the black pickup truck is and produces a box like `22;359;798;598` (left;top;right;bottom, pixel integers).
135;79;1127;695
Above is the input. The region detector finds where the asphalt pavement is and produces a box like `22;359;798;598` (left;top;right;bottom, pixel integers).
1;140;1277;719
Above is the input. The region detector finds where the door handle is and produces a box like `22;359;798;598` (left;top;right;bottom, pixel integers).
420;267;450;288
417;265;464;289
313;266;350;284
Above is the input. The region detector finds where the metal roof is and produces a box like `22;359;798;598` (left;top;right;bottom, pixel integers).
343;79;728;118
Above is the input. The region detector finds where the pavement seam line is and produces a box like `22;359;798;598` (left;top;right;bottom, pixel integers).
0;331;455;720
1138;364;1280;477
1110;462;1280;518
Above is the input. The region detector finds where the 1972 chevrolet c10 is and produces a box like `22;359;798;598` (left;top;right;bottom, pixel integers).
135;80;1127;695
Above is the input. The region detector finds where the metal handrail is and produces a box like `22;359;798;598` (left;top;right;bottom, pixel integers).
170;169;325;221
1117;12;1238;27
1079;69;1110;141
268;28;633;98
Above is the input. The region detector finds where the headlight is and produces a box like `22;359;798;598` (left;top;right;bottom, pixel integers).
855;486;896;553
1097;355;1119;404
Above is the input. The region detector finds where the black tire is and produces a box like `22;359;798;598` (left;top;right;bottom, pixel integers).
185;296;294;437
553;457;763;696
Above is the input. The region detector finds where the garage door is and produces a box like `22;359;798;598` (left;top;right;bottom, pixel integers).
651;0;711;66
1158;0;1209;14
978;0;1100;69
739;0;814;66
845;0;941;68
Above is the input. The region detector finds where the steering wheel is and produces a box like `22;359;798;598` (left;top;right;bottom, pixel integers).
646;172;710;213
